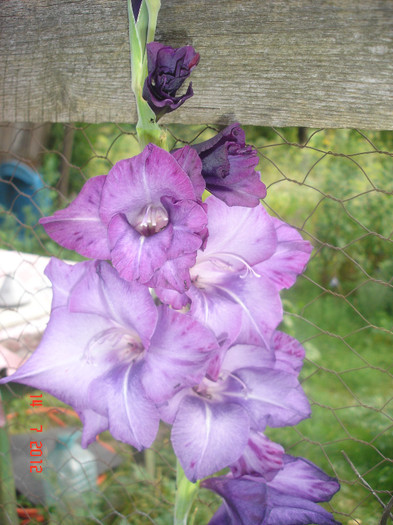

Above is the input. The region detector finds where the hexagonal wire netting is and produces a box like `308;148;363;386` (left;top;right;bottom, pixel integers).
0;122;392;525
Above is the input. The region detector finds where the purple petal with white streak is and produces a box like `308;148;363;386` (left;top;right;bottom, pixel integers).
255;216;312;290
172;395;249;481
108;213;173;283
68;260;157;348
99;144;196;226
141;305;218;403
39;175;110;259
268;455;340;503
201;196;277;268
88;361;160;449
171;146;205;200
226;367;311;429
272;331;305;376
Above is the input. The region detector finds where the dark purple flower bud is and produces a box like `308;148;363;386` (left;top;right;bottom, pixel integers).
191;123;267;207
143;42;200;119
131;0;143;21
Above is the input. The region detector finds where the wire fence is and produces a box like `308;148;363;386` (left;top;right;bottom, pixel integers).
0;122;392;525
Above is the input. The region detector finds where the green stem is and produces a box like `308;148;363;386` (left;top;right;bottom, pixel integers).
127;0;167;150
174;461;199;525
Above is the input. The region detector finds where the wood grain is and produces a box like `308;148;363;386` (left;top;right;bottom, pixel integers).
1;0;392;129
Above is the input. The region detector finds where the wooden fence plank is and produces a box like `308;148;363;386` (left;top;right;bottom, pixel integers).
1;0;392;128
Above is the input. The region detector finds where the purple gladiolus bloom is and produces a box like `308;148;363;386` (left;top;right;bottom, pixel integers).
143;42;200;119
39;144;207;292
190;123;267;207
202;456;341;525
0;259;218;449
156;196;312;347
161;340;310;481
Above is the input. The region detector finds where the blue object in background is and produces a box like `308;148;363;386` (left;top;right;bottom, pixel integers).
0;160;52;225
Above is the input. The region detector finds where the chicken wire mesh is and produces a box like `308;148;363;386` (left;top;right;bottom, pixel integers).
0;121;392;525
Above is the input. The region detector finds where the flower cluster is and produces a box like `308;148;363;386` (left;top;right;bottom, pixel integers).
1;27;340;522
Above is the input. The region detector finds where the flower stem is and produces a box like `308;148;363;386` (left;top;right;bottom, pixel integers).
174;460;199;525
127;0;168;150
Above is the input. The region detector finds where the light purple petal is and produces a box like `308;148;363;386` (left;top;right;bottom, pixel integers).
68;260;158;348
141;306;218;403
154;284;190;309
148;254;195;294
200;196;277;268
272;331;305;376
99;144;196;225
39;175;110;259
78;409;109;448
162;196;207;260
227;368;311;429
221;343;275;375
171;146;205;199
108;213;173;283
194;273;282;347
230;431;284;481
172;395;250;481
0;308;114;414
88;362;160;450
187;282;243;346
268;455;340;503
44;258;89;309
255;217;312;290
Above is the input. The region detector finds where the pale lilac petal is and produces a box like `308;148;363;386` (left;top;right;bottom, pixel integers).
221;344;275;375
227;368;311;429
99;144;196;225
195;273;282;347
44;258;89;309
68;260;158;347
39;175;110;259
187;282;242;346
272;331;305;375
78;409;109;448
147;254;195;294
201;196;277;268
268;455;340;503
230;431;284;481
154;285;190;309
141;306;218;403
88;362;160;450
0;309;114;413
255;217;312;290
162;197;207;259
172;395;250;481
202;476;269;524
108;213;173;283
172;146;205;199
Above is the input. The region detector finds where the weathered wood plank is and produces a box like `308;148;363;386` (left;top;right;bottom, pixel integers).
1;0;392;129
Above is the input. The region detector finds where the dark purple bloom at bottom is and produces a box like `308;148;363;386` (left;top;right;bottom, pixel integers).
202;455;341;525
